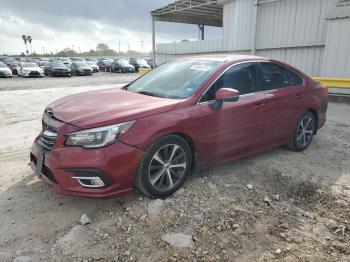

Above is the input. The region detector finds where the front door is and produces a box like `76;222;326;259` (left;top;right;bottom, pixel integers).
196;62;266;164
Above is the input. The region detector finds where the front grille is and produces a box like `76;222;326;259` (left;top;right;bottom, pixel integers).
38;127;57;151
83;69;91;73
29;71;40;76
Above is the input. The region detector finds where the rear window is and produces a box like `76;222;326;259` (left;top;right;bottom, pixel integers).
260;62;303;90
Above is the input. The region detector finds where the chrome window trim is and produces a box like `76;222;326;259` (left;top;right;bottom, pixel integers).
258;60;306;87
197;60;305;105
197;60;264;105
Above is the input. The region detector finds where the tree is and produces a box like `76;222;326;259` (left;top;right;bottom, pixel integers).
22;35;28;55
96;43;109;55
27;36;33;54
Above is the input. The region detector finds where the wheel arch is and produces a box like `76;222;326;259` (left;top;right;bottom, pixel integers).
306;108;318;135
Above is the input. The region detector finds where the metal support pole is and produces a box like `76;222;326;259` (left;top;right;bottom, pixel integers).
152;16;157;67
251;0;259;55
198;25;205;40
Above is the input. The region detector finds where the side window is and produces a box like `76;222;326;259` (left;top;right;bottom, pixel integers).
260;62;303;90
200;62;258;102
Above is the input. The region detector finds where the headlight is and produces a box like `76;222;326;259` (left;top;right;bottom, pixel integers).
65;121;134;148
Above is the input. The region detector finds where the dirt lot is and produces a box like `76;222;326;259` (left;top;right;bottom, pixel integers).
0;76;349;262
0;72;138;91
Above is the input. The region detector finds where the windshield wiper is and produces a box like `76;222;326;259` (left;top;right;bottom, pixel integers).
136;91;167;98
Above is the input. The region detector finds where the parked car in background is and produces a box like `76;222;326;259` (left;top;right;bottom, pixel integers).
17;62;44;77
29;55;328;198
85;58;98;62
59;58;72;67
128;58;151;72
110;59;135;73
97;59;113;72
86;61;99;73
146;58;154;68
0;62;12;77
39;61;50;70
45;62;72;77
70;57;86;62
3;59;18;74
70;62;93;76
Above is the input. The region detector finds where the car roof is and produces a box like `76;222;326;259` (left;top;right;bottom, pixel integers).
182;54;268;63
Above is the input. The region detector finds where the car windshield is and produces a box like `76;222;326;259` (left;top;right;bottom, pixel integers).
127;59;223;99
136;59;147;64
23;63;38;68
118;59;129;66
102;60;113;65
75;62;88;67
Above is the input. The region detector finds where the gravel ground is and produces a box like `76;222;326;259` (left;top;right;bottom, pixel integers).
0;77;349;262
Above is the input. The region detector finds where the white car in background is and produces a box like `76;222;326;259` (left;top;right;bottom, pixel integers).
0;62;12;77
86;61;99;73
17;62;44;77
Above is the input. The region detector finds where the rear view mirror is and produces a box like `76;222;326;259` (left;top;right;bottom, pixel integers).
213;88;240;109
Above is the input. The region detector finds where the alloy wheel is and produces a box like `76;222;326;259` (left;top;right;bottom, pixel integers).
296;115;314;147
148;144;187;191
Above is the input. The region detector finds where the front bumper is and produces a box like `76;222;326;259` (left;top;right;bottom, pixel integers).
30;126;144;198
121;67;135;73
52;70;72;76
23;71;44;77
0;70;12;77
77;71;93;76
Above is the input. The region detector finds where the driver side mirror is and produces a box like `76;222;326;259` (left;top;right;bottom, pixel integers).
213;88;240;110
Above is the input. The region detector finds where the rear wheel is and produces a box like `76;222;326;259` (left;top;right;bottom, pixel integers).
288;111;316;152
135;135;192;198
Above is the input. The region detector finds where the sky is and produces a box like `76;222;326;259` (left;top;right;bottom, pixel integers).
0;0;223;55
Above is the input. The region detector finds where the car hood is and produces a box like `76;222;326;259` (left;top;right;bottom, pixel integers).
77;67;92;70
53;66;69;70
23;67;41;71
49;88;180;128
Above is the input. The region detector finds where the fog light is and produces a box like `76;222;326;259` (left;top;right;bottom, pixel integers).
72;176;105;188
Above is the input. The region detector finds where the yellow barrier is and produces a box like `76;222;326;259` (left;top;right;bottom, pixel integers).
138;68;152;74
313;77;350;89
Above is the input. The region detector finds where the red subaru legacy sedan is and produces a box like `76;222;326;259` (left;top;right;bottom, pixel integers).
30;55;328;198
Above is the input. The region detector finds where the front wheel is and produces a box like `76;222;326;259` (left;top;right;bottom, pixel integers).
288;111;316;152
135;135;192;198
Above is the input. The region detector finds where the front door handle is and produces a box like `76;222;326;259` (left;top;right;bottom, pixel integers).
253;102;265;110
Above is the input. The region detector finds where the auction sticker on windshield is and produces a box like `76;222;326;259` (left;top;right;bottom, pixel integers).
190;64;212;72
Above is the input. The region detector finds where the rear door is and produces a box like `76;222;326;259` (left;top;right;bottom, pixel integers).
197;62;266;164
258;61;305;142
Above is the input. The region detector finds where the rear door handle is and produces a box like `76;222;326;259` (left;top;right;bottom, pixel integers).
296;93;304;99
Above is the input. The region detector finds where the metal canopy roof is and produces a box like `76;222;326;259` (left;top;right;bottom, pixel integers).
151;0;223;27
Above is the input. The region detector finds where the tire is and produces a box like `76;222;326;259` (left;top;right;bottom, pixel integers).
287;111;316;152
135;135;192;198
